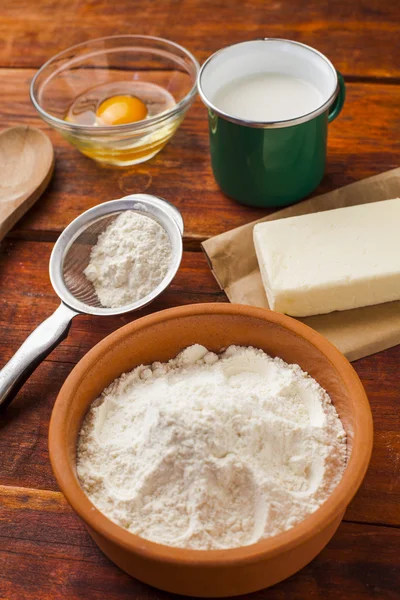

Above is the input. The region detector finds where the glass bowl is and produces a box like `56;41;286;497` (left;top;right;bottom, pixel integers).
30;35;199;167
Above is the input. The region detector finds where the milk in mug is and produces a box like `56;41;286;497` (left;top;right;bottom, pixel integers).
212;73;324;122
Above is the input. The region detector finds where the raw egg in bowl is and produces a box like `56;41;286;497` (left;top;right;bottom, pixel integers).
31;36;199;167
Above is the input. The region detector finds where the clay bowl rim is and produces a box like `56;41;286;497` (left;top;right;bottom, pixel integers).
49;303;373;567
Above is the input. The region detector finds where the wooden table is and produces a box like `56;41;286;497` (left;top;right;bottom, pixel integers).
1;1;399;598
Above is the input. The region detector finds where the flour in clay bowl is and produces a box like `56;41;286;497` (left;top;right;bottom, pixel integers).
84;210;172;308
77;344;347;551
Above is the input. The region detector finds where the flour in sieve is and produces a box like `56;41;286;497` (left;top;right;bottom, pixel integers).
77;344;347;550
84;210;172;308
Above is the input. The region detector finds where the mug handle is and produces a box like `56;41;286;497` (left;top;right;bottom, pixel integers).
328;71;346;123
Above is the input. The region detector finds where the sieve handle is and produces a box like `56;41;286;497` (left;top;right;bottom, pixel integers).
0;303;78;410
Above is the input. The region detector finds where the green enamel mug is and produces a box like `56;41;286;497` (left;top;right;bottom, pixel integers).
198;39;345;208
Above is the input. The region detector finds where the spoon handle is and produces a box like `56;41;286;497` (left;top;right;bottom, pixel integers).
0;303;77;410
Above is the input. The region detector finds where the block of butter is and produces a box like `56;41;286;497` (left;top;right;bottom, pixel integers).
253;198;400;317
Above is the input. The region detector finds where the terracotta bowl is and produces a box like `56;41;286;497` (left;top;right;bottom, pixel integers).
49;303;373;597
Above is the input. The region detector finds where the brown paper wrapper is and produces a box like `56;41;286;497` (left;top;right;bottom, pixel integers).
202;168;400;361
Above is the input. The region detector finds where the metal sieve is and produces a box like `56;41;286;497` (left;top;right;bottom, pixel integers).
0;194;183;409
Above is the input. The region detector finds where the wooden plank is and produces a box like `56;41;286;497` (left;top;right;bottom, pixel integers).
0;489;399;600
1;0;400;78
0;485;65;511
0;2;399;596
0;239;399;527
1;69;399;245
345;348;400;527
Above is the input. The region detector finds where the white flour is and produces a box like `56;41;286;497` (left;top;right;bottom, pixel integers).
84;210;172;308
77;345;346;550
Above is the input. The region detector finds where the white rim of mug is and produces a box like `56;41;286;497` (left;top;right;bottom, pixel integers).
197;38;340;129
30;35;200;134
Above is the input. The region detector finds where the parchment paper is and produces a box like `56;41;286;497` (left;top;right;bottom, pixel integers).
202;168;400;361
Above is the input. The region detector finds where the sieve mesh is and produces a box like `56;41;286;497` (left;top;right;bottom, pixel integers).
62;213;119;309
50;195;183;317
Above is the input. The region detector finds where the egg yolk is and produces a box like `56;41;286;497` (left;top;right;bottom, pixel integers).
96;95;148;125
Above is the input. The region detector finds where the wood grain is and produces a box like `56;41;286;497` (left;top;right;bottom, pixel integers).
0;485;65;511
1;489;399;600
1;0;400;78
0;69;399;245
1;1;399;597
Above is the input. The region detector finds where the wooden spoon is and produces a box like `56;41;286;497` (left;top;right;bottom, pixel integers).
0;125;54;241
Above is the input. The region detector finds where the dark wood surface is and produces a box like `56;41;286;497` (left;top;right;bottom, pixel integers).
1;69;400;244
0;1;399;598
